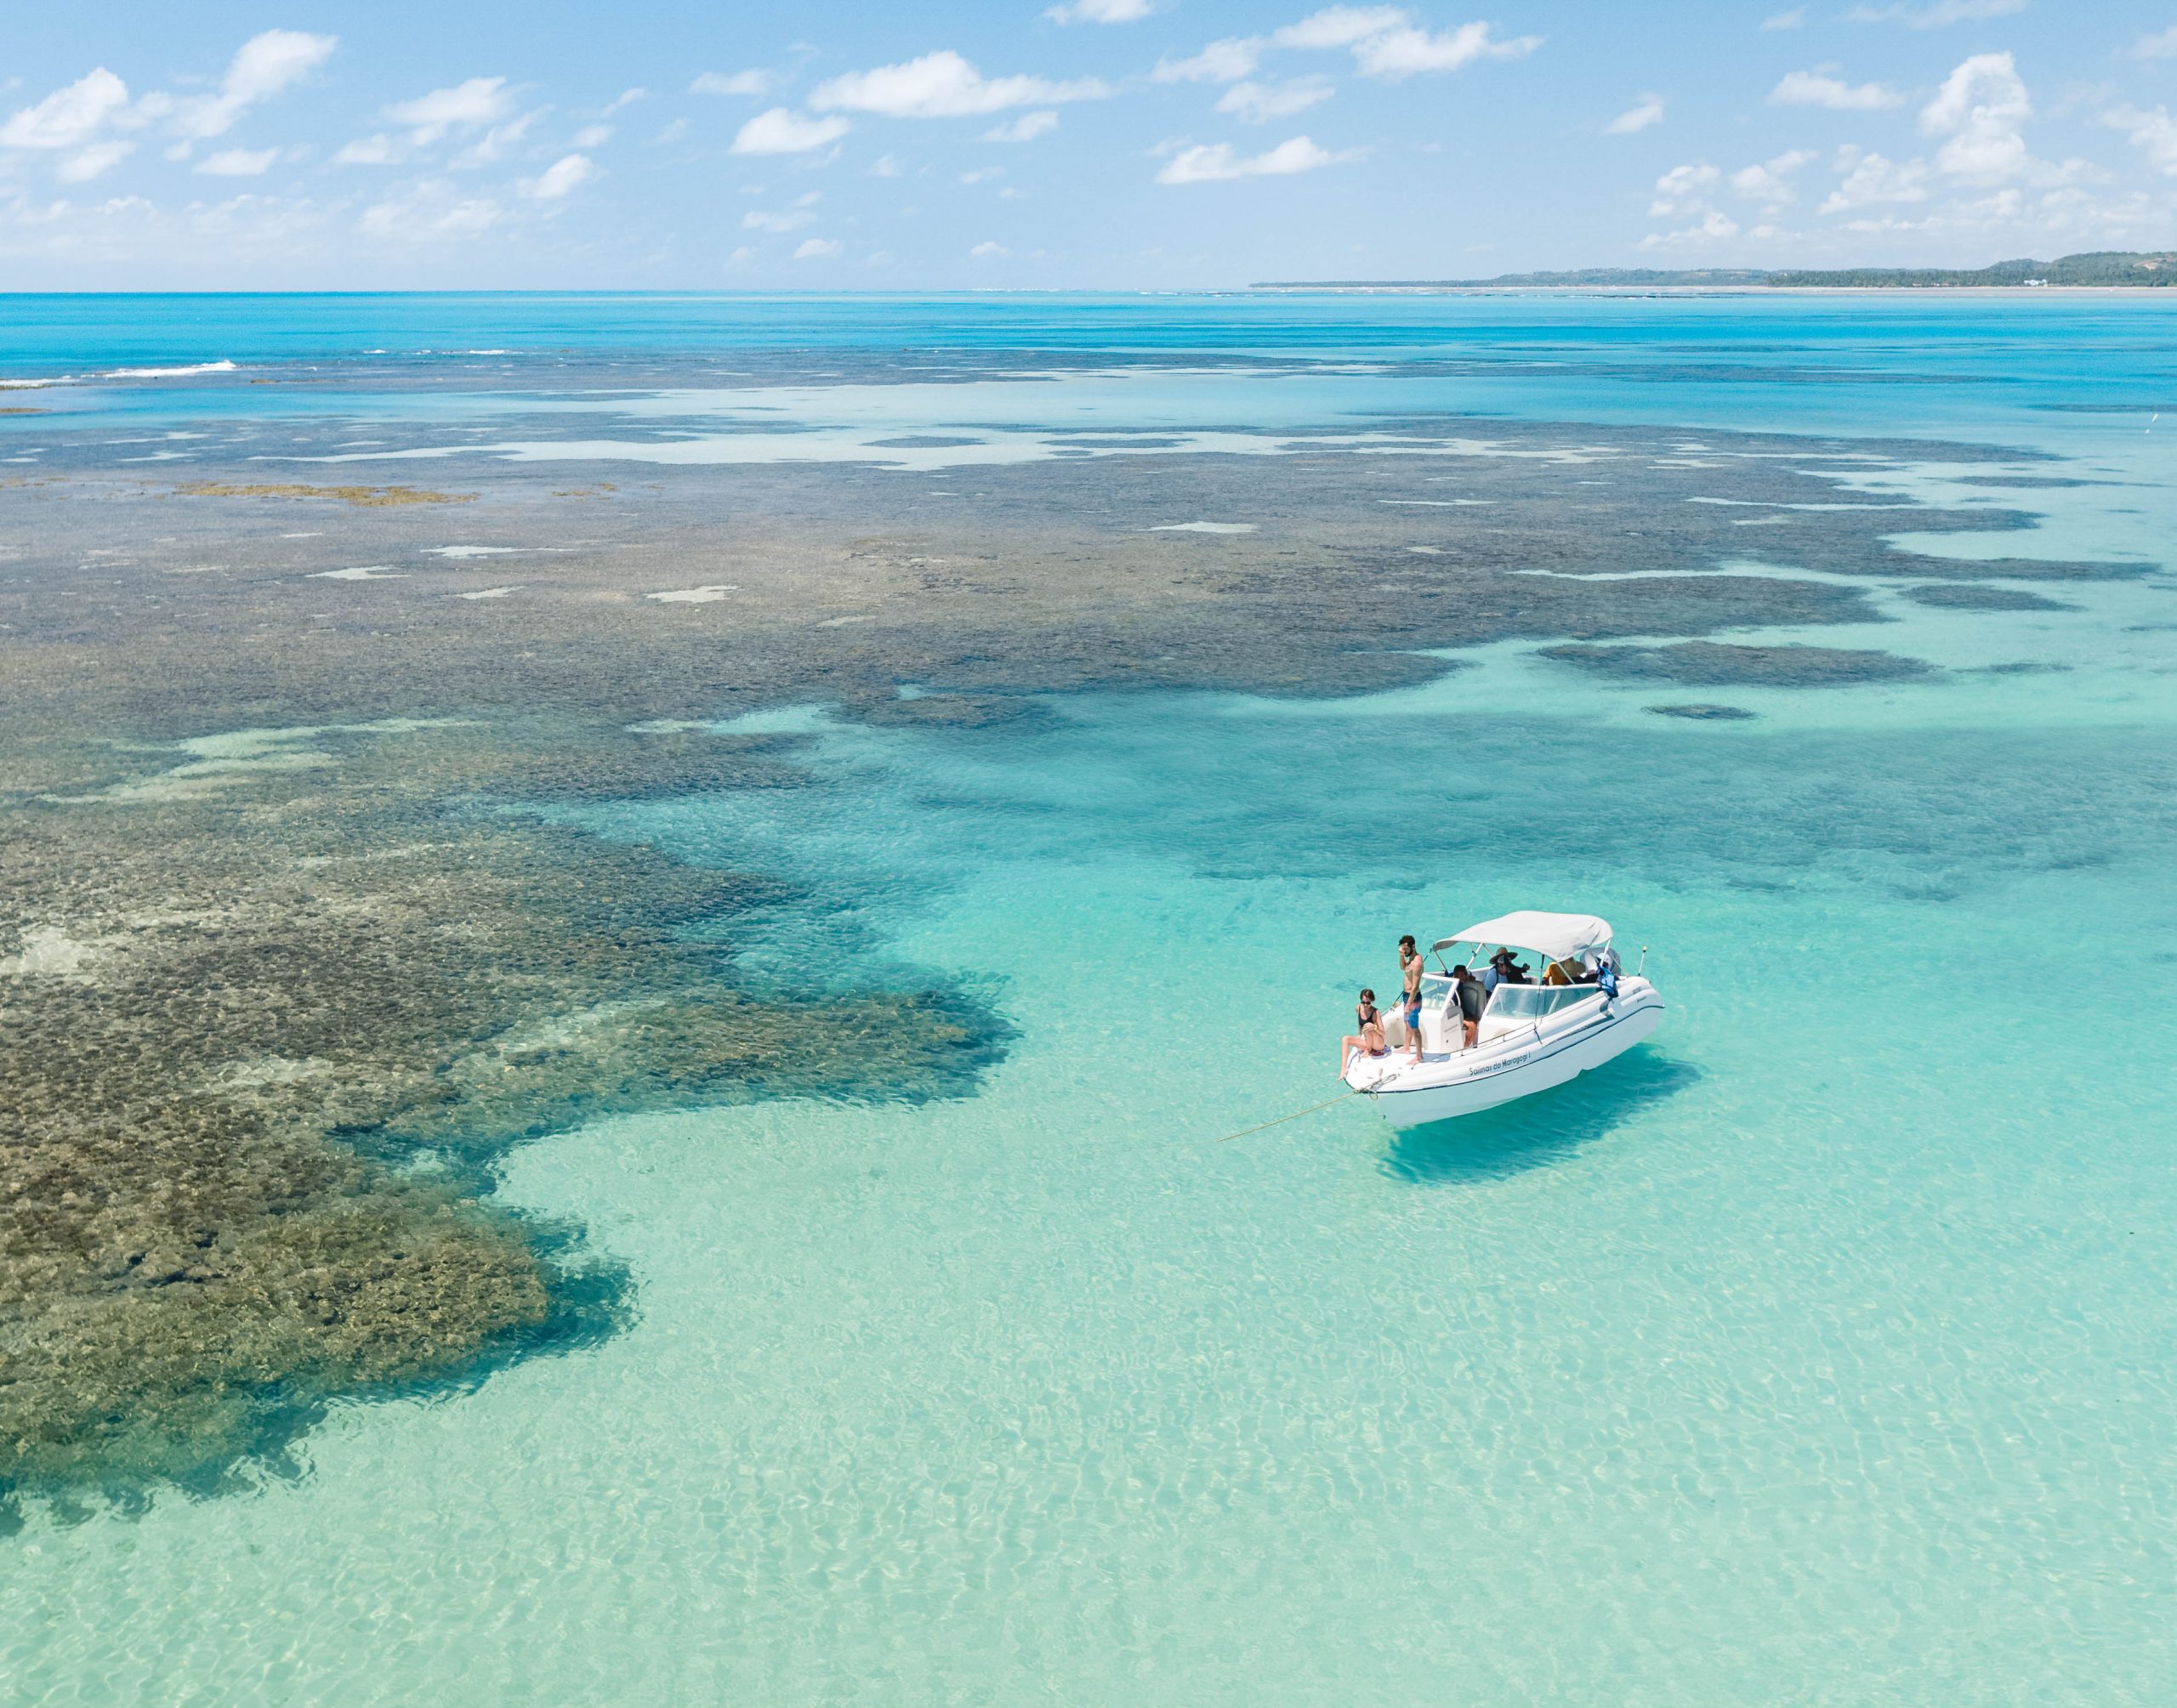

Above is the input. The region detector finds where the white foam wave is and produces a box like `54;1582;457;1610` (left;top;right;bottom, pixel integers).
103;360;239;378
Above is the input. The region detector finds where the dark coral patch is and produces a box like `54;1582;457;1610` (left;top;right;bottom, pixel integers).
1901;583;2077;612
1541;641;1935;687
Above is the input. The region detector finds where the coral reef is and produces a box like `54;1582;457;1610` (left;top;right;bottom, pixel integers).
0;405;2108;1495
1539;641;1935;687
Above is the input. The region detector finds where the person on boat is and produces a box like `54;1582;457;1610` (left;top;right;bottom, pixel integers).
1397;935;1426;1063
1450;963;1486;1050
1487;947;1531;986
1341;990;1388;1075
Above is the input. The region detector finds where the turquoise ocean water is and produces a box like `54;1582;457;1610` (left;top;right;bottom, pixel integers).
3;295;2175;1702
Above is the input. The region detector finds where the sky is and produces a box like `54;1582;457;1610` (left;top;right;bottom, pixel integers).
6;1;2177;288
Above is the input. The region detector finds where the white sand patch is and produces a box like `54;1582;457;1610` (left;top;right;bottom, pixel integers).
1149;522;1255;534
162;565;225;575
49;718;466;805
454;585;523;599
310;565;407;581
281;531;323;538
463;999;663;1065
647;585;740;603
425;545;526;559
1380;499;1493;507
207;1055;333;1091
1407;546;1445;556
818;614;877;627
0;926;108;981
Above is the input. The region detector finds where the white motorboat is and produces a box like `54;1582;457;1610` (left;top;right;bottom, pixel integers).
1341;911;1663;1127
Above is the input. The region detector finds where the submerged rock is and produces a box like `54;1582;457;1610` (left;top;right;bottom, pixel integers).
1540;641;1935;687
1901;583;2077;612
1646;702;1759;720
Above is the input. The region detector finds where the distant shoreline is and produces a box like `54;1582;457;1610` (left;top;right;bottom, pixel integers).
1247;284;2177;296
1250;252;2177;294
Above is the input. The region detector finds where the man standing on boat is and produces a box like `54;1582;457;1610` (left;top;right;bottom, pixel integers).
1397;935;1425;1063
1451;963;1486;1051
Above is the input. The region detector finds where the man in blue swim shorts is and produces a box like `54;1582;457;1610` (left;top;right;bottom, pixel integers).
1397;934;1425;1063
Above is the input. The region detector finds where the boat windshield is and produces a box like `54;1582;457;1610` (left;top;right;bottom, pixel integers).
1486;984;1601;1023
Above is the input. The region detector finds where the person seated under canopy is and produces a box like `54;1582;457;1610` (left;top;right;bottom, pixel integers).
1486;948;1531;987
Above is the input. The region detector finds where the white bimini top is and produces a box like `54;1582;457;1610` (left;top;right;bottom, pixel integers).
1430;911;1613;962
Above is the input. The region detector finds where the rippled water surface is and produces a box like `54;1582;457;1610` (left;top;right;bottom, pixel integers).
4;294;2174;1704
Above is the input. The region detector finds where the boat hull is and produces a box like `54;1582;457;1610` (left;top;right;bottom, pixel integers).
1344;988;1664;1127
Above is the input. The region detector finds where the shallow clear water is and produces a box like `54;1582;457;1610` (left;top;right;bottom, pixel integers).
4;295;2175;1704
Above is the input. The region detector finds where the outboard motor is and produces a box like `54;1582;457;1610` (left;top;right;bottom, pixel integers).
1596;952;1619;1006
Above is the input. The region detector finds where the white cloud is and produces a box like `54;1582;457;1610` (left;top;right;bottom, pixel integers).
526;153;595;198
871;153;903;176
793;236;842;258
810;51;1109;117
743;207;815;231
960;165;1003;183
197;147;277;176
2103;105;2177;176
1152;39;1264;83
337;134;400;165
984;111;1059;142
56;139;134;182
1350;20;1543;78
1266;9;1539;79
731;108;851;154
1763;8;1807;26
1649;162;1719;216
1045;0;1153;20
452;112;541;168
1216;77;1336;122
360;179;504;240
2134;28;2177;60
1;68;130;150
384;77;515;146
1606;95;1664;135
1156;133;1356;183
170;30;337;141
1920;51;2028;183
221;31;337;105
603;88;647;115
573;123;614;148
1847;0;2026;25
1272;7;1408;49
1729;148;1817;207
1820;146;1929;212
1771;70;1902;110
1640;210;1740;248
692;70;772;98
971;239;1010;256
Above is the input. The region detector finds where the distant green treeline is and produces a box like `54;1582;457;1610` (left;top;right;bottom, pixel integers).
1254;251;2177;290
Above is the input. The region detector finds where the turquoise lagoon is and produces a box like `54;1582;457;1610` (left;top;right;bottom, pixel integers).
3;296;2175;1703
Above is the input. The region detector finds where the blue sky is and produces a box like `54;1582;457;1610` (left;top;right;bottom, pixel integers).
6;1;2177;287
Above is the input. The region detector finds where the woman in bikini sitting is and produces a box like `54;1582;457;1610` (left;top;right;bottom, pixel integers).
1340;989;1389;1075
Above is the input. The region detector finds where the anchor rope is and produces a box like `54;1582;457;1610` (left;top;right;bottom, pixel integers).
1214;1087;1369;1143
